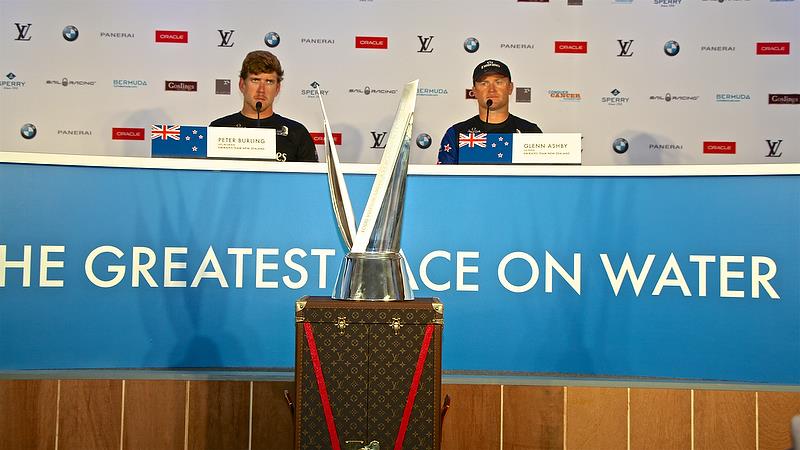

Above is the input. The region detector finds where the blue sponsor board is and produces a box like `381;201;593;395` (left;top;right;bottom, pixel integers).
0;161;798;384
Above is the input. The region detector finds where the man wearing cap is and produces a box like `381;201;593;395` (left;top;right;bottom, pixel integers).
210;50;318;162
437;59;542;164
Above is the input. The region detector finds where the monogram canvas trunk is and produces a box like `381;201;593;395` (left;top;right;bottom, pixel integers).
295;296;443;450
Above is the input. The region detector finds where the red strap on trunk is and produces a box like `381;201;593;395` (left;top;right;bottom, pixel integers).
394;324;435;450
304;322;341;450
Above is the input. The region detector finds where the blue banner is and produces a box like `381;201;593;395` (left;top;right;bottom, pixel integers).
1;162;798;384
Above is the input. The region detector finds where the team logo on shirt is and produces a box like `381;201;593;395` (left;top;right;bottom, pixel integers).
458;132;487;148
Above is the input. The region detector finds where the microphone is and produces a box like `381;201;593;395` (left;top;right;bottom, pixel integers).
484;99;493;124
255;101;263;127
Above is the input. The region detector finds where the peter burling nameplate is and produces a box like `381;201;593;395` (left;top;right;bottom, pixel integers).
317;80;418;301
206;127;277;160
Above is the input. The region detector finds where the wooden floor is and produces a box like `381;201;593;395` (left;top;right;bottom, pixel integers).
1;379;798;450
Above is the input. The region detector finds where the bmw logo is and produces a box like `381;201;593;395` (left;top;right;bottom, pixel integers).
416;133;432;149
613;138;629;154
364;86;371;95
264;31;280;48
464;37;479;53
664;40;680;56
62;25;79;42
20;123;37;139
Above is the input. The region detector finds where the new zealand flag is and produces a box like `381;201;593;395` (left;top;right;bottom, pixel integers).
458;133;513;164
151;125;207;158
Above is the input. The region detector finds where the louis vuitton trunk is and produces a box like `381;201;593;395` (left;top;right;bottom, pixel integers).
295;296;443;450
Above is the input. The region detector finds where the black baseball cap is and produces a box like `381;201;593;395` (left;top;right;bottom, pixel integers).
472;59;511;83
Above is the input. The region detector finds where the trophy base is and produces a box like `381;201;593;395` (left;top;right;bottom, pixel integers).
332;251;414;301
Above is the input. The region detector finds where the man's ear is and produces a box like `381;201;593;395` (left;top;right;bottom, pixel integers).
238;77;245;94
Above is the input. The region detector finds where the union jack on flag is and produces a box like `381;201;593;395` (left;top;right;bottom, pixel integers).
151;124;181;140
458;132;487;148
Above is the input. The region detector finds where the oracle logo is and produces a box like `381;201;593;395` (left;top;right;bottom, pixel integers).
310;132;342;146
155;30;188;43
355;36;388;49
756;42;790;55
554;41;587;53
112;127;145;140
703;141;736;154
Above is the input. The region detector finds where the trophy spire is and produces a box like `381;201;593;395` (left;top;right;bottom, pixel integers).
319;80;418;301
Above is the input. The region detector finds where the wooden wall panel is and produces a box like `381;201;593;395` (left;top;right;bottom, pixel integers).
694;389;755;450
123;380;186;450
758;391;800;450
58;379;122;450
441;384;500;450
502;385;563;450
0;380;57;450
251;381;294;450
187;380;250;450
630;388;691;450
565;387;627;450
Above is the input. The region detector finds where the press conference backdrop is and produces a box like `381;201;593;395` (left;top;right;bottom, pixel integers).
1;0;799;165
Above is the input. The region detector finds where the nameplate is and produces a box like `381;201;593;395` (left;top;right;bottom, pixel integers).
512;133;581;165
207;127;277;160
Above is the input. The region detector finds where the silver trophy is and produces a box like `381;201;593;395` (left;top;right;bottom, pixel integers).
318;80;418;301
